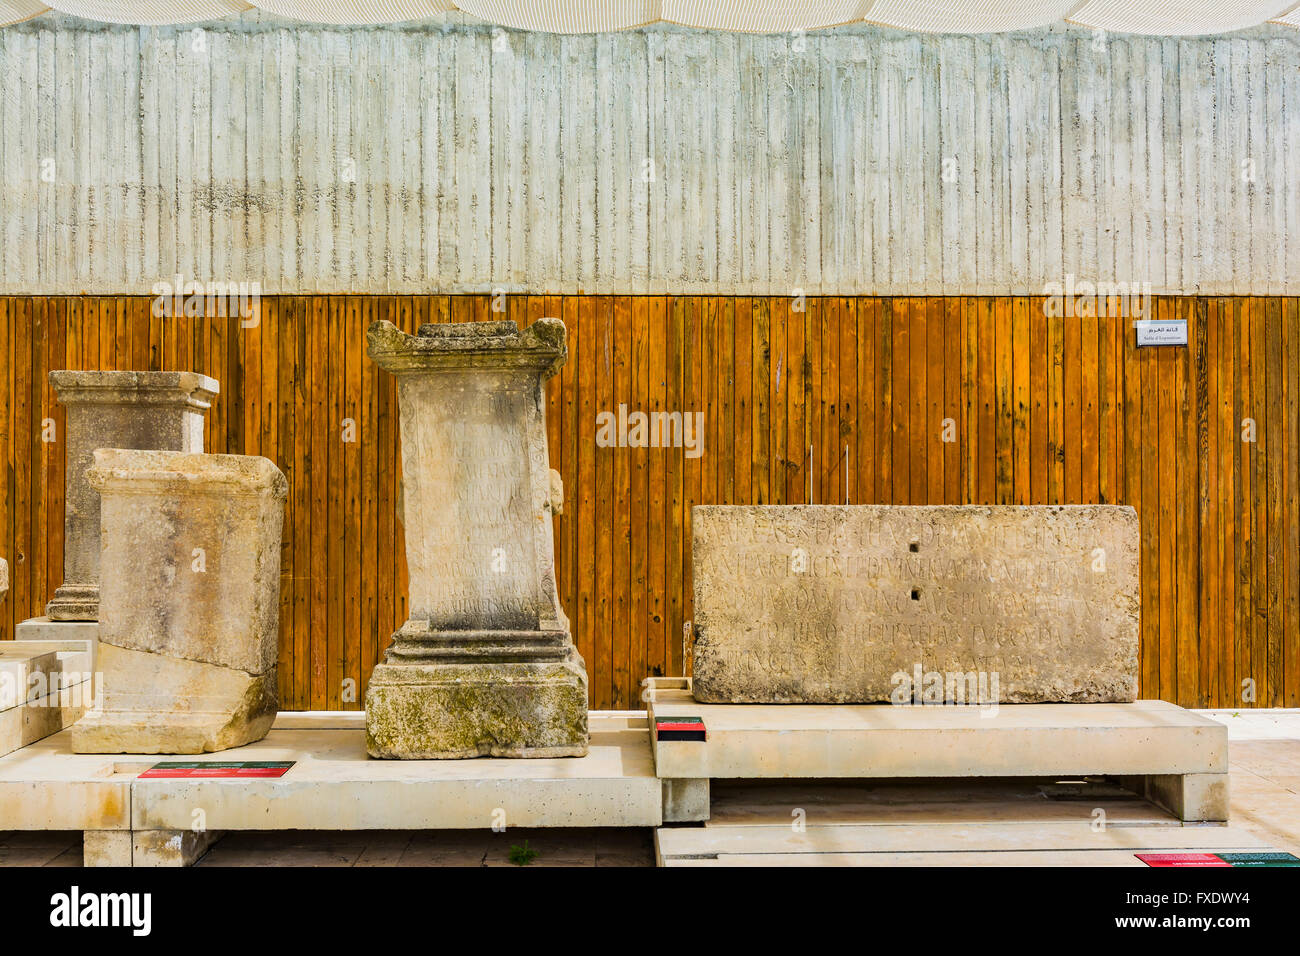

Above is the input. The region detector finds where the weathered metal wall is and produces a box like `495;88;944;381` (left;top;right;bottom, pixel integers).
0;14;1298;295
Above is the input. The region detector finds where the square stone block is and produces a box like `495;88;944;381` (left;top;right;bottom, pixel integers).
72;450;286;755
691;504;1139;703
46;371;218;622
365;658;589;759
73;644;277;755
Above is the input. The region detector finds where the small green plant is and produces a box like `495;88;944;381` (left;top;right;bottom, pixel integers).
509;840;539;866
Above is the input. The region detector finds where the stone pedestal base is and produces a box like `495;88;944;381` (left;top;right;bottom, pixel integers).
45;583;99;622
74;706;276;755
84;828;222;867
73;644;277;755
366;654;589;759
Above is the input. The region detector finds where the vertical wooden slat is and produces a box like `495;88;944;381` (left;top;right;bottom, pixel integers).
993;296;1012;505
0;294;1296;711
925;298;944;505
975;298;994;505
576;294;597;687
611;295;631;707
666;296;686;677
911;297;929;504
1284;296;1300;706
595;296;614;706
629;295;649;696
892;298;910;504
1011;296;1030;505
0;299;10;641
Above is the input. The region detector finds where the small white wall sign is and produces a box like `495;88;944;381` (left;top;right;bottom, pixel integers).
1134;319;1188;347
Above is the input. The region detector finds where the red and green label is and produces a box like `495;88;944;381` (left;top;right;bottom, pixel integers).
138;761;295;779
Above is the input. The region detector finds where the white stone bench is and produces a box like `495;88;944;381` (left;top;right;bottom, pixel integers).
0;712;661;866
645;678;1229;823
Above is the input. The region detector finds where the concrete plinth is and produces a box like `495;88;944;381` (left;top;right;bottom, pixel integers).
1117;772;1230;823
646;678;1228;822
364;319;588;758
0;639;94;758
15;617;99;668
662;777;710;823
366;658;589;759
0;713;659;865
655;821;1272;868
45;371;218;622
83;828;222;867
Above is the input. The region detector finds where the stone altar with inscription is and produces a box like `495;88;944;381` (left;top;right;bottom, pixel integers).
363;318;588;759
72;449;287;754
690;505;1139;704
46;371;218;621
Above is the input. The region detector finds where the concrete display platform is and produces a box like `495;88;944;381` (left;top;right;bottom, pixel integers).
0;638;95;759
14;618;98;667
644;678;1228;822
656;822;1271;866
657;779;1272;866
0;713;661;865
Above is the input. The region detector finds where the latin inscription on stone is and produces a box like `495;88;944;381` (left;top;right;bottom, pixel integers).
690;505;1139;704
364;318;588;759
402;375;539;630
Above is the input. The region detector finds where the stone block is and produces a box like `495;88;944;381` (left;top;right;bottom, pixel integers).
83;829;133;867
662;777;710;822
366;659;588;759
691;504;1139;703
1118;772;1230;823
73;644;276;754
132;829;222;867
364;318;588;758
0;684;87;758
0;647;59;711
71;449;286;754
648;685;1226;782
45;371;217;621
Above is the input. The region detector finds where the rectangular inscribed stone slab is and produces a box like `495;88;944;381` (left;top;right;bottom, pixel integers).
72;449;286;754
364;318;588;759
46;371;218;621
690;505;1139;704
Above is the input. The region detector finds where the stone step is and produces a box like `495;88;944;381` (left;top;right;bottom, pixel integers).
0;643;93;709
704;779;1180;827
0;686;88;760
647;683;1226;780
0;714;661;860
661;850;1257;868
655;820;1272;866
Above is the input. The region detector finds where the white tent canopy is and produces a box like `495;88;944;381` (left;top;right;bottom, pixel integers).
2;0;1300;33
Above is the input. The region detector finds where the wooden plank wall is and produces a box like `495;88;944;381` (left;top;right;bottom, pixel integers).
1;294;1297;710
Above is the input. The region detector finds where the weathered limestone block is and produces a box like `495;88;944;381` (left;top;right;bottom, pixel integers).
46;371;218;621
691;505;1139;704
364;318;588;758
72;450;286;754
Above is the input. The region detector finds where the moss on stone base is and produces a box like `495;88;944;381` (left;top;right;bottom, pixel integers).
365;658;589;759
